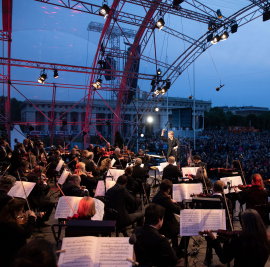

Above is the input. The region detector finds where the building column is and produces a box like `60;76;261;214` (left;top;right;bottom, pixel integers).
55;112;60;131
43;112;49;133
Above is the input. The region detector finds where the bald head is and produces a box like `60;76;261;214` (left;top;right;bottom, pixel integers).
168;156;175;164
213;180;225;193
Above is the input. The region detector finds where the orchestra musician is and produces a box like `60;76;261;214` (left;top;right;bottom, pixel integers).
0;198;37;267
135;149;150;165
152;179;187;259
133;203;177;267
12;160;30;181
105;142;113;152
162;156;182;183
161;129;180;162
10;143;25;173
93;146;100;164
234;173;268;223
203;209;270;267
188;167;213;191
111;148;126;169
68;148;79;171
99;158;112;176
0;175;16;212
193;155;207;169
86;144;94;152
61;175;88;197
0;140;12;163
23;138;34;153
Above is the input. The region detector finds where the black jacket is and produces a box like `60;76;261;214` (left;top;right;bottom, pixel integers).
212;235;269;267
162;164;182;182
61;183;84;197
152;190;181;238
161;136;180;159
105;183;135;227
132;165;149;183
133;225;177;267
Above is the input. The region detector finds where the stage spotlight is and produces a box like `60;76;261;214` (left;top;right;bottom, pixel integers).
156;18;165;31
161;88;167;95
97;60;106;69
231;22;238;33
53;69;59;78
92;78;102;89
157;68;162;76
154;106;159;112
173;0;184;8
220;31;229;41
216;84;225;91
208;21;213;31
155;87;162;96
38;69;47;84
140;133;144;137
189;95;193;99
99;4;110;19
146;116;154;123
211;35;220;44
263;10;270;22
207;33;213;42
217;9;222;19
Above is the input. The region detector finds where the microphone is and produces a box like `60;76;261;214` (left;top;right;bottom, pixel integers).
129;234;137;245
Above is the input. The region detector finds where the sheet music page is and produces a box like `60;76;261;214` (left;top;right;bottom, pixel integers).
127;163;144;167
94;181;116;197
180;209;201;236
173;184;203;202
8;181;36;198
56;159;65;171
54;196;82;219
94;237;133;267
107;169;125;182
220;176;243;194
181;167;200;177
111;158;116;167
58;169;71;185
201;209;226;231
92;198;104;221
58;236;97;267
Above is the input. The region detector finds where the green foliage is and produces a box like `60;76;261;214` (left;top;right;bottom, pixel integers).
0;96;22;122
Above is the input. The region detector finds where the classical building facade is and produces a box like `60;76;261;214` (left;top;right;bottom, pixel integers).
20;97;211;136
218;106;269;116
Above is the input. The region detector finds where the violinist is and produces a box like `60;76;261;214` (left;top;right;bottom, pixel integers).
68;148;79;171
74;162;96;197
99;158;112;176
27;166;54;227
93;145;100;164
0;198;37;267
47;150;61;182
23;138;33;153
192;155;207;169
234;173;268;223
105;142;113;152
111;148;125;169
86;144;94;152
0;175;16;212
204;209;270;267
136;149;150;165
87;152;100;179
10;143;25;173
0;140;12;162
61;174;88;197
13;160;30;181
188;167;213;191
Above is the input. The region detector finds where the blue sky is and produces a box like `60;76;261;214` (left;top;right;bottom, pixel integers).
1;0;270;108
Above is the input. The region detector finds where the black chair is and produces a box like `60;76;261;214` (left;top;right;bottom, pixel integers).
104;208;129;237
134;178;147;202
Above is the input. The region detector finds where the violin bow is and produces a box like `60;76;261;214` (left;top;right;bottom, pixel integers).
56;184;76;214
162;151;167;162
17;171;31;211
0;164;11;178
237;159;247;186
222;190;234;231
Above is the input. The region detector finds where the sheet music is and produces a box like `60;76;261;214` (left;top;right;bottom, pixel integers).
173;183;203;202
201;209;226;232
220;176;243;194
126;163;144;168
111;158;116;167
58;169;71;185
94;180;116;197
107;169;125;182
159;162;177;172
58;236;96;267
8;181;35;199
180;209;201;236
56;159;65;172
92;198;105;221
58;236;133;267
180;209;226;236
181;167;200;177
95;237;133;267
55;196;82;219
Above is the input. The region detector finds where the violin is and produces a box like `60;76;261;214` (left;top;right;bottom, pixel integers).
104;151;114;157
17;211;44;225
237;184;252;190
198;229;242;239
210;167;233;172
190;193;213;198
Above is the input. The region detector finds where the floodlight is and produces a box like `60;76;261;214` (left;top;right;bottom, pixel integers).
189;95;193;99
154;107;159;112
140;133;144;137
211;35;220;44
38;69;47;84
231;22;238;33
208;21;213;31
263;10;270;22
147;116;154;123
157;68;162;76
53;69;59;78
156;18;165;31
220;31;229;41
99;4;110;19
207;33;213;42
92;78;102;89
217;9;222;19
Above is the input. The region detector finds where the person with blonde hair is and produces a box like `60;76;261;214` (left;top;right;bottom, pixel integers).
74;162;96;197
68;196;96;220
99;158;112;176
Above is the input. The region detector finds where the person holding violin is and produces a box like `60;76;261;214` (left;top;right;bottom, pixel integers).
87;152;100;179
0;139;12;162
61;174;88;197
93;145;100;164
192;155;207;169
10;143;25;173
111;148;125;169
203;209;270;267
23;138;34;153
12;160;30;181
188;167;213;191
136;149;150;165
99;158;112;176
86;143;94;152
68;148;79;171
27;166;54;227
234;173;268;223
0;198;37;267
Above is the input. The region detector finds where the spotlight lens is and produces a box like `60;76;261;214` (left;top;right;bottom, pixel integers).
155;90;160;96
161;88;166;95
155;107;159;112
147;116;154;123
140;134;144;137
100;8;106;15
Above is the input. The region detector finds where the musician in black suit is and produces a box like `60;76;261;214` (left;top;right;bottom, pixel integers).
0;140;12;162
132;158;150;201
0;175;16;212
152;179;188;258
193;155;207;169
133;203;177;267
105;175;144;231
61;175;88;197
80;150;93;172
161;129;180;161
10;143;24;173
162;156;182;183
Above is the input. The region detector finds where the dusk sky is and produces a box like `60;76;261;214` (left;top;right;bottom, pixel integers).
1;0;270;108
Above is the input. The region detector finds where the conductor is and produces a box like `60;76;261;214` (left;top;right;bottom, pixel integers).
161;129;180;162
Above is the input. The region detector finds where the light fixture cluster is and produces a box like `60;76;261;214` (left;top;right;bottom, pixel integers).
99;2;110;19
38;69;58;84
92;78;102;89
